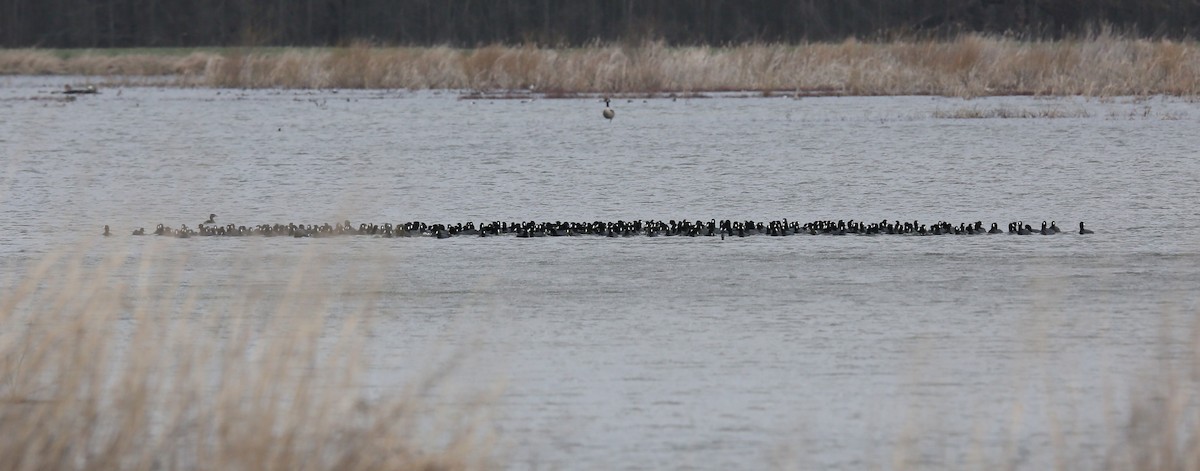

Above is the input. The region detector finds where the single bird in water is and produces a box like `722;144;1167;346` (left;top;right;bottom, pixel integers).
602;98;615;122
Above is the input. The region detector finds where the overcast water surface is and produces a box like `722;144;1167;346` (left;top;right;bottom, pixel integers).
3;78;1200;469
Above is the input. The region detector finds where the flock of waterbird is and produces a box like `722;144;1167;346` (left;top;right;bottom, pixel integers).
103;214;1094;239
97;99;1099;241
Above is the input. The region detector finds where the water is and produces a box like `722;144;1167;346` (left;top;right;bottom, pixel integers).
3;78;1200;469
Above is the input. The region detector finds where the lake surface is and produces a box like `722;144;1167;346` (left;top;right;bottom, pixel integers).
3;77;1200;469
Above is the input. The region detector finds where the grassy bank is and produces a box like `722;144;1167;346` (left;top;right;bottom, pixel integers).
1;34;1198;97
0;251;496;470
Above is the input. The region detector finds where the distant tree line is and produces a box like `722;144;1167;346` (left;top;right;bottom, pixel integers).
4;0;1200;48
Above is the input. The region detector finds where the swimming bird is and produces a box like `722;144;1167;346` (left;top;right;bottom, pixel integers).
602;98;615;121
132;228;145;235
204;214;216;224
63;84;97;94
1079;222;1094;234
103;225;111;236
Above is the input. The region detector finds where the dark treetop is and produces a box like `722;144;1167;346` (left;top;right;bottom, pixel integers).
5;0;1197;48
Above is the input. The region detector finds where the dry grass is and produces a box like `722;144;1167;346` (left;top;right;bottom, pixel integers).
2;32;1199;96
932;105;1092;119
1101;330;1200;471
0;249;496;471
4;247;1200;470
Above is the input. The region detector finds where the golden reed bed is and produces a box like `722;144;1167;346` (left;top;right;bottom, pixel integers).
0;251;496;470
2;33;1198;97
2;248;1199;469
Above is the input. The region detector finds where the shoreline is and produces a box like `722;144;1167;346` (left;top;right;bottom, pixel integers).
3;34;1199;97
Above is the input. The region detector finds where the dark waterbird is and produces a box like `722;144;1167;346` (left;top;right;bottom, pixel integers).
61;85;98;95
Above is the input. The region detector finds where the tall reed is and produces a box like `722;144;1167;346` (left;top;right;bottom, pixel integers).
0;249;496;470
2;33;1198;96
2;247;1199;469
1101;327;1200;471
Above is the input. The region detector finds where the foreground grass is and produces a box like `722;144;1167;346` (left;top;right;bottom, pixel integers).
2;33;1198;96
2;248;1199;470
0;251;496;470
